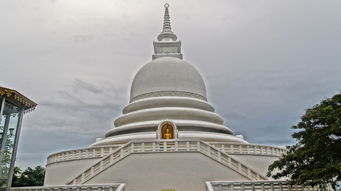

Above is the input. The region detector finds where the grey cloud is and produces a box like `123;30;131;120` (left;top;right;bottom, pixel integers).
16;78;126;168
72;79;103;94
71;35;96;44
1;0;340;168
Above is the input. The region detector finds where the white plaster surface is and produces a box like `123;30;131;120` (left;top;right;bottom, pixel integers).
44;158;100;186
230;154;280;177
114;107;224;127
130;57;206;100
86;153;249;191
123;96;214;113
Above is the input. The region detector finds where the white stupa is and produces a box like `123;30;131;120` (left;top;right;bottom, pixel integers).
44;4;286;191
91;3;245;147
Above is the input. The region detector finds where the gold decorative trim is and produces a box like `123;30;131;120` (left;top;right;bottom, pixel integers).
0;86;37;112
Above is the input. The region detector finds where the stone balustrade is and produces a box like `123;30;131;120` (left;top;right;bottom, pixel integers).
206;181;323;191
209;142;286;157
47;145;121;164
47;142;286;165
11;184;125;191
67;140;266;185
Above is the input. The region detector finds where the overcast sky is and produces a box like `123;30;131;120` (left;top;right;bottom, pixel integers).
0;0;340;168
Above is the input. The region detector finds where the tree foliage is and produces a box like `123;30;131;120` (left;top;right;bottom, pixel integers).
11;166;45;187
267;93;341;190
0;124;15;188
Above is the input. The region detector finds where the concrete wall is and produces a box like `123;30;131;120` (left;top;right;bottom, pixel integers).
44;152;279;189
44;158;100;186
86;153;249;191
230;154;279;177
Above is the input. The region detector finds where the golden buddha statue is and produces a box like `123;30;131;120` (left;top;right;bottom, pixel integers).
163;127;173;139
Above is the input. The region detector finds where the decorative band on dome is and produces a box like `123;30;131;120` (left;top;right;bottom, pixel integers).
130;90;207;103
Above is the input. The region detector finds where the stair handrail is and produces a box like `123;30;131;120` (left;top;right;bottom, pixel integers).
66;140;267;185
48;142;286;165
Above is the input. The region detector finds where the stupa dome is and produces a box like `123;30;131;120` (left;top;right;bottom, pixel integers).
89;3;247;146
130;57;207;102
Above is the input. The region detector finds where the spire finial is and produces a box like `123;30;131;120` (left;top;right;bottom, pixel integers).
152;3;183;60
163;3;171;32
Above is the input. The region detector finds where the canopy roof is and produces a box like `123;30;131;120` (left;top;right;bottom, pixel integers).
0;86;37;112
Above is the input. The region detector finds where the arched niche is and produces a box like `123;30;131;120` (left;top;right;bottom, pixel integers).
157;121;177;140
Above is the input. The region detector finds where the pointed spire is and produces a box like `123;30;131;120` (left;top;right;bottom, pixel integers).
157;3;177;41
152;3;183;60
163;3;171;32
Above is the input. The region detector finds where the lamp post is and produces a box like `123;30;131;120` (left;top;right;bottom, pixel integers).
0;87;37;191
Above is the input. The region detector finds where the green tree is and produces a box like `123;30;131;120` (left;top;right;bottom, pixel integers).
12;166;45;187
11;167;21;187
267;93;341;190
0;125;15;189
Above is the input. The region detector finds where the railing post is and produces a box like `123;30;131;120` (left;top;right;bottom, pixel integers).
222;144;225;153
100;160;104;170
208;146;211;156
267;146;271;155
101;147;104;157
271;147;274;156
86;148;89;159
271;183;274;191
238;163;242;172
81;173;85;184
91;166;94;175
218;152;221;162
187;141;190;151
247;169;251;177
152;142;155;152
175;141;178;152
197;141;200;151
218;184;222;191
263;146;267;155
131;143;134;153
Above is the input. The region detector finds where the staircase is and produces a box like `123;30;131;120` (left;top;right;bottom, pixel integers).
66;140;267;185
